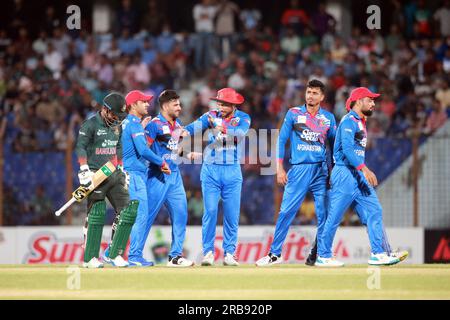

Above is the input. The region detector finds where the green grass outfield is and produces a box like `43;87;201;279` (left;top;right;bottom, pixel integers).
0;264;449;300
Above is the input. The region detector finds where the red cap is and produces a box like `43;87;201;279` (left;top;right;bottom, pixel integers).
125;90;154;106
345;87;380;111
211;88;245;105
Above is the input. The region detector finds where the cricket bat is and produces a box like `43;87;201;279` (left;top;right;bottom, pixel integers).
55;161;116;216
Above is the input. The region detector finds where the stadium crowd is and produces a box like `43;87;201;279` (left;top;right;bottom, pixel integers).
1;0;449;225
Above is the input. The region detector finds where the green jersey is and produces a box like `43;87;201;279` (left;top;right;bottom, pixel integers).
75;112;123;171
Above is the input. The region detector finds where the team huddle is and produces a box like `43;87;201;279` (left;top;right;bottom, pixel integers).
75;80;407;269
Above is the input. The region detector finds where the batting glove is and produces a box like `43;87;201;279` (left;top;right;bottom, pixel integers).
78;164;94;187
118;165;130;190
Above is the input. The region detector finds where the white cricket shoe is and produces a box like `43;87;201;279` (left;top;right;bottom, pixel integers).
82;257;104;269
223;253;239;266
201;251;215;266
391;250;409;262
255;253;283;267
368;253;400;266
167;256;195;267
110;255;129;267
315;256;345;267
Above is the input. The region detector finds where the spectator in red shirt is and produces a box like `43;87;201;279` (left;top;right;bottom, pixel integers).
281;0;309;34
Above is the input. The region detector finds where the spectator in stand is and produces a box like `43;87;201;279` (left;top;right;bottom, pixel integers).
280;27;300;55
414;0;432;37
140;37;157;65
281;0;309;35
434;0;450;37
30;185;54;225
239;1;262;31
116;0;139;35
141;0;165;36
311;3;336;38
215;0;240;60
435;80;450;112
156;23;176;54
118;28;139;56
192;0;218;73
43;42;63;79
424;99;448;134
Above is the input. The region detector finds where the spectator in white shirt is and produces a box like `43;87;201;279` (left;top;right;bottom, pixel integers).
192;0;218;72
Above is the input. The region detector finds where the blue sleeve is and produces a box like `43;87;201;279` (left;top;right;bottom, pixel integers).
277;110;293;161
145;121;158;142
327;114;337;155
131;122;164;166
340;120;364;169
225;114;251;137
185;112;211;135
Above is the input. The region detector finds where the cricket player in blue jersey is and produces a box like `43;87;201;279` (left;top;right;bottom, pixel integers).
118;90;171;267
316;87;404;267
255;80;337;267
185;88;251;266
130;89;194;267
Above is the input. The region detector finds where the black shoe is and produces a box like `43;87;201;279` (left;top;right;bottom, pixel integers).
305;253;317;266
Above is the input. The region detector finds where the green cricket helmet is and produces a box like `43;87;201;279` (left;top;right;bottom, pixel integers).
103;92;127;122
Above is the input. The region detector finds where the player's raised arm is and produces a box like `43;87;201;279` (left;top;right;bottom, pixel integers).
184;112;211;136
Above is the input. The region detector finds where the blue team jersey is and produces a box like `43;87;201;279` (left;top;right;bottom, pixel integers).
122;114;164;173
185;109;251;165
145;114;184;173
333;110;367;169
278;105;336;164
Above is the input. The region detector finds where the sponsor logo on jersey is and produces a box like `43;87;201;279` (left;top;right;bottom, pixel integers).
101;139;118;147
96;129;107;136
166;138;178;151
360;137;367;148
162;126;170;134
297;144;322;152
230;117;240;126
316;114;331;126
297;116;307;124
300;129;321;142
355;150;365;157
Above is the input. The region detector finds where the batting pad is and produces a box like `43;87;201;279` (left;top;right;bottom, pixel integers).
83;201;106;262
108;200;139;259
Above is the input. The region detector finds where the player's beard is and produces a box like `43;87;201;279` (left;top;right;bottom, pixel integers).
362;109;373;117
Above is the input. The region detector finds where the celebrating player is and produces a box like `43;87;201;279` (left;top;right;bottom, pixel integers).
129;89;194;267
255;80;337;267
121;90;171;267
185;88;251;266
316;87;403;267
76;92;137;268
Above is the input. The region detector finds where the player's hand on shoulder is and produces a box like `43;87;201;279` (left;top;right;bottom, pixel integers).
78;165;94;187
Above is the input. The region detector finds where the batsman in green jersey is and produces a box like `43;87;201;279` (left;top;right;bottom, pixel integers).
75;92;137;268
